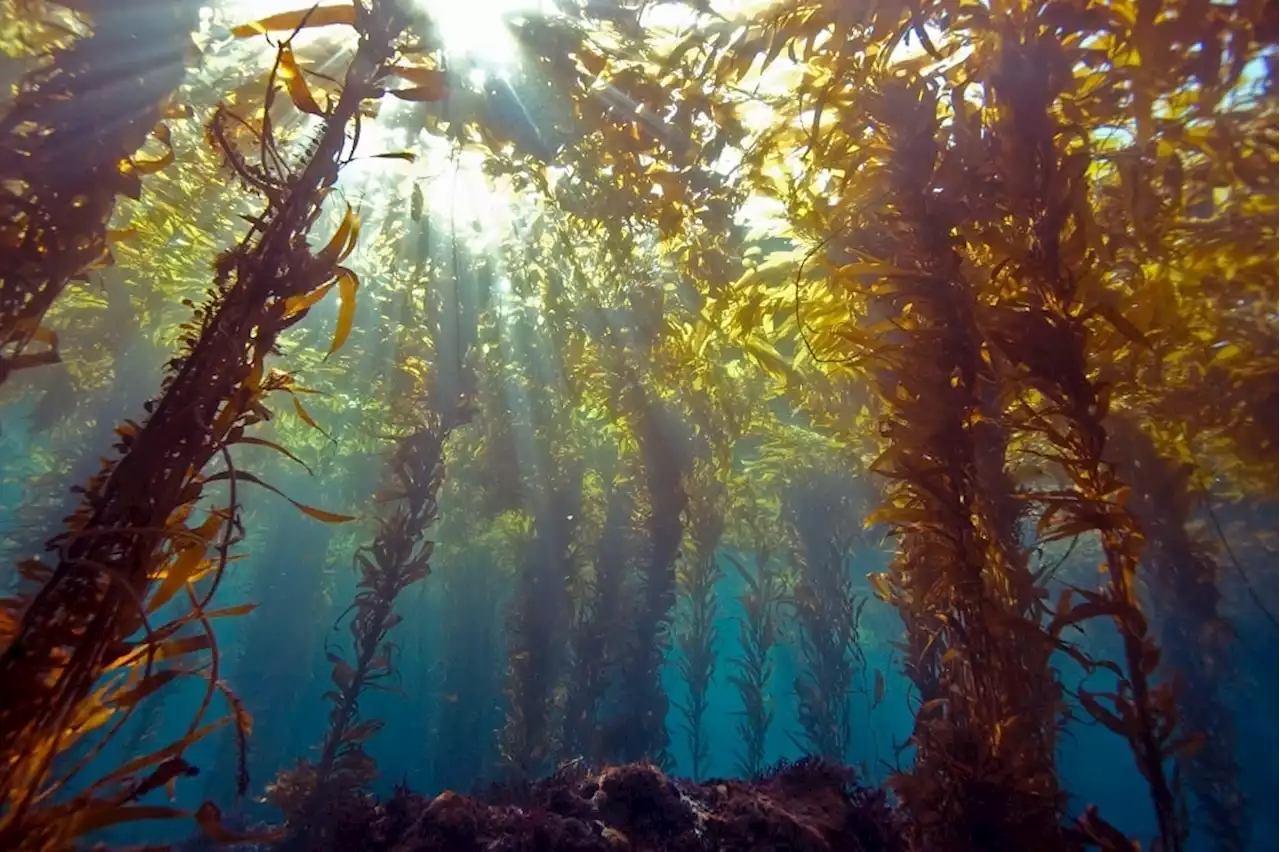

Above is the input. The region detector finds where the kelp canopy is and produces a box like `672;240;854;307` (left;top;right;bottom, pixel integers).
0;0;1274;850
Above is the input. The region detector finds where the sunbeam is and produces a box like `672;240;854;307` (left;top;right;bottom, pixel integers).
417;0;552;67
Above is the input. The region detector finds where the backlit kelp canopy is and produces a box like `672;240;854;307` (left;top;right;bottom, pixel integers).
0;0;1274;850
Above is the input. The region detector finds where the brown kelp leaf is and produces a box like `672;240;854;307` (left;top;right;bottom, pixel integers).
205;470;356;523
326;267;359;357
93;720;230;793
279;45;325;116
231;4;357;37
196;801;286;842
70;804;187;836
233;435;315;475
387;70;447;102
202;603;258;619
1078;687;1128;737
330;654;356;688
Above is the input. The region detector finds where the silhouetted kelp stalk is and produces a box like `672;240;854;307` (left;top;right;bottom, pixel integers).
501;466;583;778
724;544;781;780
1107;416;1246;851
837;72;1069;849
492;291;585;778
783;475;866;764
606;393;689;768
562;477;638;764
673;462;726;781
0;4;413;845
269;406;466;845
980;28;1187;851
0;0;201;383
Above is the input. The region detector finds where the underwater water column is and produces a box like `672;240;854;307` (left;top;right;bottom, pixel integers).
205;503;335;803
0;0;201;382
430;550;508;793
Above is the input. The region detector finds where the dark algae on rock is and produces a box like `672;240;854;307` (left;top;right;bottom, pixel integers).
271;758;900;852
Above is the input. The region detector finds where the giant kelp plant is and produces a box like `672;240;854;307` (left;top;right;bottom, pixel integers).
0;0;1274;850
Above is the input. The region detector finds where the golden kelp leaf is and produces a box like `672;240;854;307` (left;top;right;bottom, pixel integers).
326;267;359;357
740;336;794;382
205;470;356;523
283;281;335;319
132;123;175;175
231;4;357;37
279;45;325;116
147;513;224;614
107;227;140;244
868;572;893;601
864;505;932;528
148;550;208;615
289;392;326;433
317;207;359;265
388;71;448;102
154;635;214;662
110;670;182;710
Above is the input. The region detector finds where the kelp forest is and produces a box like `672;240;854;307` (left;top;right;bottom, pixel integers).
0;0;1275;849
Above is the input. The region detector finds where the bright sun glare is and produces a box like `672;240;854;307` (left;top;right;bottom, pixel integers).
417;0;548;67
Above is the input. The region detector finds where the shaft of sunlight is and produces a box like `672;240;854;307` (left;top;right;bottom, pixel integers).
417;0;549;67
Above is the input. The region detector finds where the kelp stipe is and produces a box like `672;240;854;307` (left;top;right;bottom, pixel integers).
0;3;409;844
784;473;867;765
605;394;689;768
819;69;1069;850
980;22;1187;850
268;408;463;847
561;477;638;765
500;465;583;779
1108;416;1246;850
0;0;200;383
724;542;782;780
674;462;726;781
497;291;585;778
